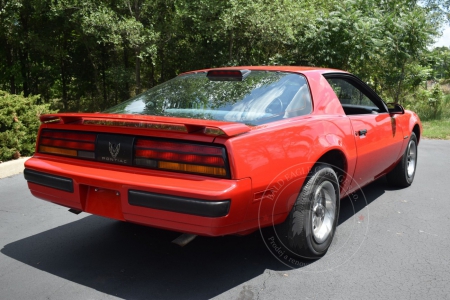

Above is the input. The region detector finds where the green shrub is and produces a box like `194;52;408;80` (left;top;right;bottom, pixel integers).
443;94;450;119
404;85;444;121
0;91;57;161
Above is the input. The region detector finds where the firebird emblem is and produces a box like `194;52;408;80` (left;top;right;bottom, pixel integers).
109;142;120;159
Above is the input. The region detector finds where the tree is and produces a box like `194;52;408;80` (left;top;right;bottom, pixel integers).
0;0;446;110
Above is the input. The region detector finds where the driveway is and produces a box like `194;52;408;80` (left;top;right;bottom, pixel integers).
1;139;449;299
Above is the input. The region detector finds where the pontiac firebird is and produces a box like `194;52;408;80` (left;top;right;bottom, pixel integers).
24;66;421;258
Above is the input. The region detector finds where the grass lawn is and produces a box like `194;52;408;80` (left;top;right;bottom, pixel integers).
422;119;450;140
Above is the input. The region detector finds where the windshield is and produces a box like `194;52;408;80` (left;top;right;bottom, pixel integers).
104;71;312;126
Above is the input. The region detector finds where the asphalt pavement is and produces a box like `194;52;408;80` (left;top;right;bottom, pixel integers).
0;139;449;300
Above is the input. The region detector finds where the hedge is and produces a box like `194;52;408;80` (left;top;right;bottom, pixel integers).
0;91;56;161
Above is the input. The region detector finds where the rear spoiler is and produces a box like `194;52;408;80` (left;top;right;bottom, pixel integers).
39;113;251;137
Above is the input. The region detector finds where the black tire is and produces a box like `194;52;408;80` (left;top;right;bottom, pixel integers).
276;164;340;259
386;132;418;188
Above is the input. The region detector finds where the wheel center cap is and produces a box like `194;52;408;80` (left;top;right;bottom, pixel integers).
314;204;325;219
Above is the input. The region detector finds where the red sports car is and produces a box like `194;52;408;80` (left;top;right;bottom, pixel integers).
24;66;421;258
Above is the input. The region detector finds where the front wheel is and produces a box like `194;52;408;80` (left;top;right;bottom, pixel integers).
277;164;340;259
386;132;418;187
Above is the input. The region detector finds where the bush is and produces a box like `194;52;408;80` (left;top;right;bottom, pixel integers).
443;94;450;119
0;91;57;161
404;85;445;121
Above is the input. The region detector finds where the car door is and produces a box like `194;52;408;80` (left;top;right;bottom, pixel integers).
324;74;405;188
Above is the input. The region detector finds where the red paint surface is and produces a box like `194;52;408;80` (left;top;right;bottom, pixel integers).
25;66;422;236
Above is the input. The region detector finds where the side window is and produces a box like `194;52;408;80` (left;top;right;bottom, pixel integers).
326;78;380;115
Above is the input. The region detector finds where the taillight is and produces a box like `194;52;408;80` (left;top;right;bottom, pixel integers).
37;130;230;178
38;130;96;159
134;139;229;177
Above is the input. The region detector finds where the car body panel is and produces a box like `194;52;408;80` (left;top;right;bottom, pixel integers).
40;113;252;137
24;66;422;236
25;154;253;236
216;115;358;223
348;113;405;187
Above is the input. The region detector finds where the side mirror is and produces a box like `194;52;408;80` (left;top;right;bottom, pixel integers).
386;103;405;115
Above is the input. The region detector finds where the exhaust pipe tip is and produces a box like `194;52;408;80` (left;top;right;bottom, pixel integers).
68;208;82;215
172;233;197;247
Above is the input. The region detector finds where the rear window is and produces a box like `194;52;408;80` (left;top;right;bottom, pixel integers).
104;71;312;126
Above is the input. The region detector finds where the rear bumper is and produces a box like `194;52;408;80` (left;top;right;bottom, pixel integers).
24;156;253;236
128;190;230;217
24;169;74;192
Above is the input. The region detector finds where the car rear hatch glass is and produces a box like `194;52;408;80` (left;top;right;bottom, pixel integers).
103;71;312;126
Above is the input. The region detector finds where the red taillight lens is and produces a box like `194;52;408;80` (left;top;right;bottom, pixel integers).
38;130;96;159
134;139;228;177
135;140;223;156
135;150;224;166
40;138;95;151
40;131;96;142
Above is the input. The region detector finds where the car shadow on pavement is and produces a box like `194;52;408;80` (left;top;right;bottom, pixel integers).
1;214;286;299
1;177;390;299
338;176;388;225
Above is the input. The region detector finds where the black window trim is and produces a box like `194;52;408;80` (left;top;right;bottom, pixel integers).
323;73;389;114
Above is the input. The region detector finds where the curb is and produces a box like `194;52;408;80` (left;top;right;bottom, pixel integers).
0;157;30;179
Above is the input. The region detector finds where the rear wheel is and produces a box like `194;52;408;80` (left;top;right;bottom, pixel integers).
277;164;340;259
387;132;418;187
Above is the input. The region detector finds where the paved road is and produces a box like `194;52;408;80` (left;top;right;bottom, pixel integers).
1;139;449;300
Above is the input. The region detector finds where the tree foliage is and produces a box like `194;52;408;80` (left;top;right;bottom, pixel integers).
0;0;448;112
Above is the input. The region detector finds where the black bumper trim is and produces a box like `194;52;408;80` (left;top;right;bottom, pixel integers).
128;190;230;218
24;168;74;193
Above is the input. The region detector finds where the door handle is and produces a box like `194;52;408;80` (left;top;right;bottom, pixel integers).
358;129;367;136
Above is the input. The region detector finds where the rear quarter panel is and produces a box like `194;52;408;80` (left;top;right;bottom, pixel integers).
212;70;360;228
214;115;357;227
